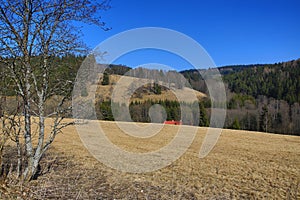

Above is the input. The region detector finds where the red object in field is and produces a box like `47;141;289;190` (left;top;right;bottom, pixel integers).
164;120;182;125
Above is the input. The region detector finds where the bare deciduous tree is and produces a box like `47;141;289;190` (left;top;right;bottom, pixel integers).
0;0;110;181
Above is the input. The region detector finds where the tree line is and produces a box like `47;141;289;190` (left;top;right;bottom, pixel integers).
96;99;209;127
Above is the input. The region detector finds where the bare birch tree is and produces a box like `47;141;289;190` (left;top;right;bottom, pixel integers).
0;0;110;181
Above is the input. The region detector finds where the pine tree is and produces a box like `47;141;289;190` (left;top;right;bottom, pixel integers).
231;118;241;130
101;72;110;85
199;102;209;127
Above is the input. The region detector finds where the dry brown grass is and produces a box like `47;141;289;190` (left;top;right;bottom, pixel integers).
95;74;206;102
17;119;299;199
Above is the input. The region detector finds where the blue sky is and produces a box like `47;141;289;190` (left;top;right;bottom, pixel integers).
81;0;300;70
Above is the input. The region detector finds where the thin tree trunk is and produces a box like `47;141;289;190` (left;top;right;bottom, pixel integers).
23;61;35;181
16;136;21;178
23;100;34;181
35;98;45;165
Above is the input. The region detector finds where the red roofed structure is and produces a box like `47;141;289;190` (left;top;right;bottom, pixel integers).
164;120;182;125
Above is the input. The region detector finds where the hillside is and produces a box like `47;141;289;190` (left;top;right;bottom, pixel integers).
181;58;300;104
95;74;206;102
180;58;300;135
222;59;300;104
15;119;300;199
221;59;300;135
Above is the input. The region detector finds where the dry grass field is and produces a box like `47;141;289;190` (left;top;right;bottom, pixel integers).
18;119;300;199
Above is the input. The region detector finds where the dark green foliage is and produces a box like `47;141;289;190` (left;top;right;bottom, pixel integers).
1;54;85;96
199;102;209;127
230;118;241;130
227;94;256;109
104;64;131;75
153;83;162;94
96;99;210;127
97;100;114;120
101;72;109;85
223;59;300;105
129;100;181;122
0;61;16;96
202;97;212;108
218;64;265;75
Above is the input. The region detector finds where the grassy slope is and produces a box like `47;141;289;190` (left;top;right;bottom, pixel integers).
95;74;206;102
26;119;300;199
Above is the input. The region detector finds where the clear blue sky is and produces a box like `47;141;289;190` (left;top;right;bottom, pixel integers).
81;0;300;71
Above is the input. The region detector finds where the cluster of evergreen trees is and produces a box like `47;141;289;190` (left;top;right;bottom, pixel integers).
0;55;85;96
96;99;209;127
223;59;300;105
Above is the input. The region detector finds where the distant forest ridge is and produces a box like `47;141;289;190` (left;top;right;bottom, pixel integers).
105;58;300;105
181;58;300;104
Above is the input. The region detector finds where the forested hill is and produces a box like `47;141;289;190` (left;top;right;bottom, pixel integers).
181;59;300;105
222;59;300;105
